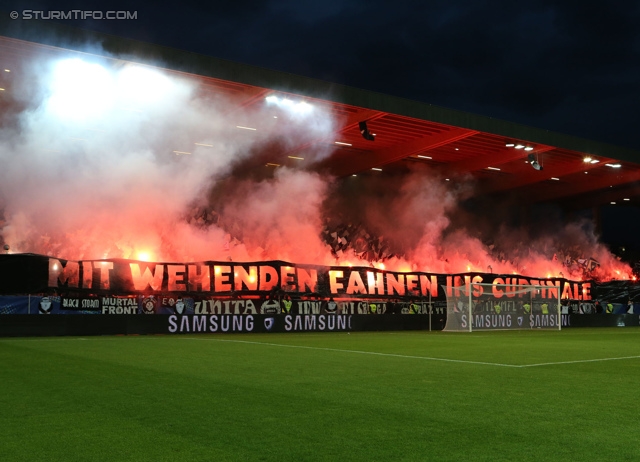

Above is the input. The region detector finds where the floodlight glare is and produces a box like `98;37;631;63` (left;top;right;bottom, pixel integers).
47;58;115;120
117;65;172;105
293;101;313;114
264;95;314;117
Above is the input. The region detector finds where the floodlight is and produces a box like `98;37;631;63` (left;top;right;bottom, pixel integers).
117;65;172;105
359;121;376;141
528;153;543;170
47;58;115;120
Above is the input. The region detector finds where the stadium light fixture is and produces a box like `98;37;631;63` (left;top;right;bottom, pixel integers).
590;159;600;164
335;141;352;146
524;146;534;151
359;121;376;141
583;156;593;163
505;142;515;147
371;168;382;171
528;154;543;171
417;155;432;159
487;167;501;171
515;144;525;149
605;163;622;168
265;95;314;117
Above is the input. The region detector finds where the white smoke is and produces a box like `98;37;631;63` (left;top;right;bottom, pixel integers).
0;48;335;261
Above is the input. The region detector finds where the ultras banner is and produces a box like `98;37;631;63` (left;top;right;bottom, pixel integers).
0;254;636;309
0;295;443;316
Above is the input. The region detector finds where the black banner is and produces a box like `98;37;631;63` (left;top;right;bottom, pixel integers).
0;254;603;300
0;254;637;322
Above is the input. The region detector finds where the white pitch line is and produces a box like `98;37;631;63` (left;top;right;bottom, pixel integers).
5;336;640;369
520;355;640;368
175;337;520;368
175;338;640;368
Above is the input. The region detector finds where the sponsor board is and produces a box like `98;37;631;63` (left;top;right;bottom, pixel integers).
167;314;353;333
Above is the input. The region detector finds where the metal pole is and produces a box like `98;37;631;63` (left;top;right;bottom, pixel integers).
468;282;472;333
557;283;562;331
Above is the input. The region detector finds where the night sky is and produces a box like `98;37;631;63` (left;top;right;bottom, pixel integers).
2;0;640;150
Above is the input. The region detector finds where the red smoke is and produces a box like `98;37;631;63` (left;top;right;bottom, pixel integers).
0;48;631;282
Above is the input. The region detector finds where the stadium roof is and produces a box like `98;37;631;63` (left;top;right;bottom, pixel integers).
2;15;640;208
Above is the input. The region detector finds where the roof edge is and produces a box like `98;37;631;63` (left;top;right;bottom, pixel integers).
2;14;639;163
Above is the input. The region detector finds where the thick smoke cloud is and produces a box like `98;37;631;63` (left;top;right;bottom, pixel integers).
0;49;334;262
0;45;631;281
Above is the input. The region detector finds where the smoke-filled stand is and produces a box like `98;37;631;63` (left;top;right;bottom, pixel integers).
0;18;639;336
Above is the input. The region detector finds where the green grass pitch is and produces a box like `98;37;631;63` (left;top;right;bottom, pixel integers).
1;328;640;461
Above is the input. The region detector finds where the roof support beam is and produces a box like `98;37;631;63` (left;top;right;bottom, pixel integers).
221;87;270;115
446;145;555;173
560;182;640;209
282;108;383;159
481;153;617;194
528;169;640;203
333;127;478;176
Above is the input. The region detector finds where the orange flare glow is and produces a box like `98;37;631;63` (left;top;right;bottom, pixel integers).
137;251;152;262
